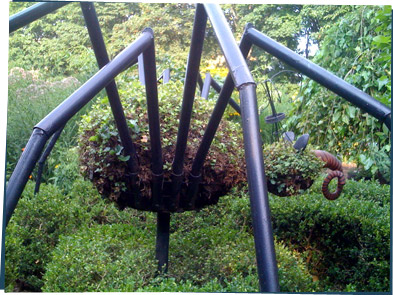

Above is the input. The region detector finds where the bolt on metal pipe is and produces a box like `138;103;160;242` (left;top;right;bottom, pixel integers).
201;73;212;99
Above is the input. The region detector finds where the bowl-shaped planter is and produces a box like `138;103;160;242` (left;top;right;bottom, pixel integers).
263;140;324;196
78;81;247;212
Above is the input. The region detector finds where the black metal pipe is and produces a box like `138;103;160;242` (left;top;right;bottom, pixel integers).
201;72;212;99
171;4;207;206
238;33;281;292
9;2;69;33
172;4;207;175
209;77;241;115
198;73;241;114
34;31;151;137
240;84;279;292
197;73;204;92
245;27;391;130
142;28;164;209
203;4;254;88
6;128;49;226
187;26;252;207
190;73;236;176
81;2;139;178
199;9;279;289
34;125;65;195
155;212;170;273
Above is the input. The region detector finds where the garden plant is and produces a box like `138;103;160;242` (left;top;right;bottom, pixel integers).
5;2;391;293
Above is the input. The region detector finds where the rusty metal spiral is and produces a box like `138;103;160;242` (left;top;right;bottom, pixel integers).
313;150;346;200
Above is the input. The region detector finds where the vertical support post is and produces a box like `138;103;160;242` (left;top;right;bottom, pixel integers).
80;2;139;189
155;212;170;273
239;84;279;292
5;129;49;225
200;72;212;99
142;28;164;210
202;4;279;290
138;54;145;85
34;125;65;195
170;4;207;209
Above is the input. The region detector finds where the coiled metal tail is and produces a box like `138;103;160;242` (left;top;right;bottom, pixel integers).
313;150;346;200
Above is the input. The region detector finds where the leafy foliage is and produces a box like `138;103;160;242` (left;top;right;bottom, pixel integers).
263;139;324;195
227;179;390;291
285;5;391;182
78;79;246;209
42;201;317;293
270;189;390;291
5;179;151;292
6;68;83;180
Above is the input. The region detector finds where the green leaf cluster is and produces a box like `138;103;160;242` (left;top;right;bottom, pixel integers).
263;140;324;194
5;179;151;292
6;67;83;180
78;77;246;206
285;5;391;182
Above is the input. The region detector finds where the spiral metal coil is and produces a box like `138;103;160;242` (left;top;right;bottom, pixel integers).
313;150;346;200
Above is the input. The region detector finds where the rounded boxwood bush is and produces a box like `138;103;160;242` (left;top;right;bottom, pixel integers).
223;181;390;292
42;223;156;292
78;80;247;211
5;177;150;292
42;207;317;292
5;182;91;292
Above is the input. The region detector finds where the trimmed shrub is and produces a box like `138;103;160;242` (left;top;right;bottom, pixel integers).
42;224;156;292
5;178;151;292
42;204;317;292
222;180;390;292
5;182;91;291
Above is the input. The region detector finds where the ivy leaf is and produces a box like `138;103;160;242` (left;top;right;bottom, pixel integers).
377;76;389;90
373;35;390;45
118;155;130;162
88;135;99;142
342;114;349;124
359;154;374;170
332;111;341;122
346;106;356;119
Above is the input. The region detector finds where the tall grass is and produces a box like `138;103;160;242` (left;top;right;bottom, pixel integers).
6;67;90;181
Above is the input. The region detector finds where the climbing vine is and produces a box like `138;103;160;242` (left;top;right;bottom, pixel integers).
285;5;391;182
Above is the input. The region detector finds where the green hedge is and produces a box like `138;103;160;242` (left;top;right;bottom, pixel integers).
6;166;389;292
42;222;317;292
221;179;390;292
5;179;149;292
